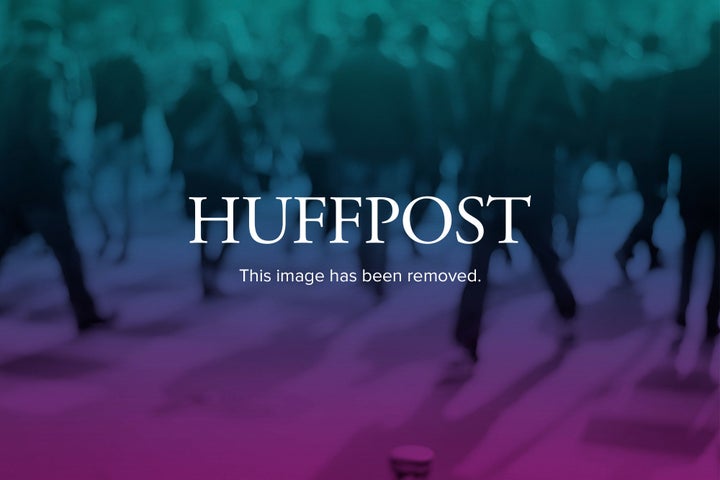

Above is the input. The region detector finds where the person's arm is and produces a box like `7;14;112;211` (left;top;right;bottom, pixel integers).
396;65;419;155
534;63;584;153
122;58;148;139
28;72;62;163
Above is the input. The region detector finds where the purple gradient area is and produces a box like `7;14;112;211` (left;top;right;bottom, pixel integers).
0;172;717;479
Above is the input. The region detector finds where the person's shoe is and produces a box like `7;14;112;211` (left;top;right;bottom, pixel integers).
202;283;226;300
96;235;111;259
615;249;631;282
557;319;576;345
201;264;222;299
648;254;663;270
706;317;720;343
368;282;385;304
114;246;128;265
557;295;577;321
705;329;719;343
441;349;477;384
77;313;113;334
455;338;479;365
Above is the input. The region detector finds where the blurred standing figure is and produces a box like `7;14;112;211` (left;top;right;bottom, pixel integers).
0;9;107;332
663;22;720;341
455;0;578;364
288;33;337;242
606;42;672;278
555;42;605;252
166;58;246;298
407;24;455;251
89;8;148;263
326;13;417;299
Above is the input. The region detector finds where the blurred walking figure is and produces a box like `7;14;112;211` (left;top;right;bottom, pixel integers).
0;9;108;332
662;23;720;341
166;57;246;298
326;13;417;298
407;23;455;254
288;33;337;242
89;8;148;263
555;42;605;253
455;0;578;364
605;46;672;278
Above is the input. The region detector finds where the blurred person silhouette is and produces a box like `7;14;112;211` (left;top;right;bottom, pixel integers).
166;56;246;298
605;48;672;279
662;22;720;341
326;13;417;299
454;24;488;199
640;33;671;73
212;19;263;138
555;40;606;252
144;17;198;112
221;27;270;191
454;0;578;365
407;23;456;255
88;7;148;263
287;33;338;243
0;8;108;332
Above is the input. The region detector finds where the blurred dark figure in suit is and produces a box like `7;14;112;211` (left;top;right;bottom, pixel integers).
555;42;606;252
455;26;488;199
0;10;107;332
605;51;672;278
663;22;720;341
224;34;267;164
166;58;246;298
290;34;337;242
326;13;417;299
89;9;148;263
455;0;578;364
407;23;456;254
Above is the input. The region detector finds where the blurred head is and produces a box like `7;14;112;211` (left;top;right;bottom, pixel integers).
410;24;430;53
16;8;60;54
193;58;215;84
641;33;661;56
486;0;525;50
363;13;384;46
192;39;228;85
307;33;332;66
95;6;137;50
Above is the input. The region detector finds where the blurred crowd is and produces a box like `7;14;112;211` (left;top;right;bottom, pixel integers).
0;0;717;365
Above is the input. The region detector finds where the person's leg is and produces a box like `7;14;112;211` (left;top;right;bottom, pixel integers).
25;203;105;330
200;215;227;299
358;202;389;299
88;171;112;258
201;178;246;298
455;240;494;363
116;139;143;264
409;151;443;229
706;226;719;339
617;174;665;274
0;213;19;272
89;129;118;258
0;214;20;313
200;248;221;298
565;155;593;251
639;187;665;269
116;158;133;263
523;220;577;320
347;157;389;299
409;152;443;257
677;219;703;328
